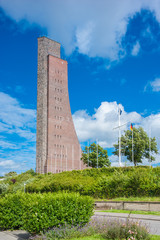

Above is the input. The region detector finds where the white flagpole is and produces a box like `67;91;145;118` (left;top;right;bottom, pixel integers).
113;120;128;167
132;128;134;164
118;104;122;167
149;128;151;168
97;140;98;168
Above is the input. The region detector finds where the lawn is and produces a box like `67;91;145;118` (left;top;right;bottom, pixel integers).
95;197;160;202
96;209;160;216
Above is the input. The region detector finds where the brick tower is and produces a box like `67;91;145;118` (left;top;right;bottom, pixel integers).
36;37;83;173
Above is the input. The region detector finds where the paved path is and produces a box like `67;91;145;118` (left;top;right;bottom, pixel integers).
94;211;160;235
0;230;30;240
0;212;160;239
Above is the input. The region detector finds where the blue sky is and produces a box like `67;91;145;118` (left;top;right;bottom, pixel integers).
0;0;160;175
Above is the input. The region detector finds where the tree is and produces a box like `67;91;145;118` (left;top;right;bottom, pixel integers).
113;127;158;166
81;143;111;168
25;169;36;176
5;171;17;177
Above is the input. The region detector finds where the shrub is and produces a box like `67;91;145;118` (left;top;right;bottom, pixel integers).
0;193;27;230
0;192;94;234
5;171;17;177
36;217;150;240
11;177;36;193
2;167;160;199
26;174;96;196
101;219;150;240
0;182;9;194
37;223;96;240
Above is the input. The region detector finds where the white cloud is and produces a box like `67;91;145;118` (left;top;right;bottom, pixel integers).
0;139;19;149
150;78;160;92
0;0;160;60
140;113;160;141
0;92;36;135
76;21;95;55
0;160;18;169
0;144;36;176
0;92;36;176
73;101;142;148
144;78;160;92
73;101;160;166
131;41;140;56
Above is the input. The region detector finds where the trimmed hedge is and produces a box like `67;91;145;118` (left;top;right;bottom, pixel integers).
0;192;94;234
0;193;26;230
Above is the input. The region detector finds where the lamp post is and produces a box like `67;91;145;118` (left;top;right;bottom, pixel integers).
24;183;26;193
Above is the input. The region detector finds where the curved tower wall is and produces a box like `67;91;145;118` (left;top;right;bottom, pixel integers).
36;37;84;173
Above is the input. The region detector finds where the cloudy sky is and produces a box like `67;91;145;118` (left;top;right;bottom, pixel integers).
0;0;160;175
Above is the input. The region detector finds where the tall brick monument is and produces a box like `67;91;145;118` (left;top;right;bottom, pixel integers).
36;37;83;173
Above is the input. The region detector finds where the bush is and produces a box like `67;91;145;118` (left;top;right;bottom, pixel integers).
2;167;160;199
26;174;96;196
0;193;27;230
0;182;9;194
0;192;94;234
37;218;150;240
101;219;150;240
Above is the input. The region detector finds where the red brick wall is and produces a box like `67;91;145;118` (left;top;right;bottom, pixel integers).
46;55;84;173
36;37;85;174
36;37;60;174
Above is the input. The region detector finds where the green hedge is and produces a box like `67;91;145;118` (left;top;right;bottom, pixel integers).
0;192;94;234
0;193;26;230
2;167;160;199
26;174;96;196
24;167;160;199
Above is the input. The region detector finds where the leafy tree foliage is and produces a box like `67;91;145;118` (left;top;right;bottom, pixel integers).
5;171;17;177
81;143;111;168
113;127;158;166
25;169;36;176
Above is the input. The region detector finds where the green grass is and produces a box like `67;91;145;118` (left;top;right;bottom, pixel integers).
150;235;160;240
95;196;160;202
96;209;160;215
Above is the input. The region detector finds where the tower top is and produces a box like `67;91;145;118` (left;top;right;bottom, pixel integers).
38;36;61;59
38;36;60;45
